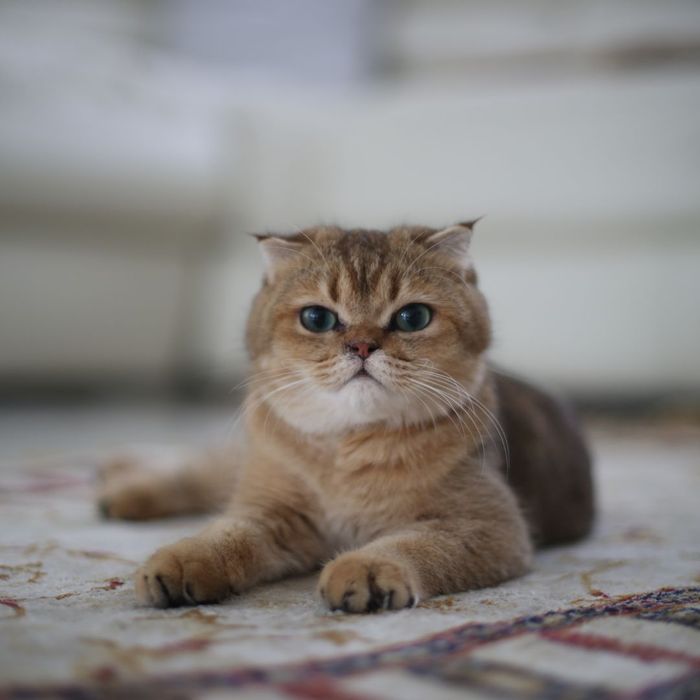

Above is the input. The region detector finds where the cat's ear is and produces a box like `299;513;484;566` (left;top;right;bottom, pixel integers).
424;218;482;267
253;234;304;282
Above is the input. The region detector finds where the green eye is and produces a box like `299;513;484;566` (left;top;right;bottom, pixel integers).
393;303;432;332
300;306;338;332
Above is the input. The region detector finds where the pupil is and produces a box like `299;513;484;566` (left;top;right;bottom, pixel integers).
404;308;420;326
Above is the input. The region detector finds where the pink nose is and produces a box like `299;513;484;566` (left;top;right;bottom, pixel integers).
346;341;378;359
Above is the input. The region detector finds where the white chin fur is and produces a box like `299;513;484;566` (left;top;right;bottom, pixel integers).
262;352;484;436
277;377;428;435
271;352;434;434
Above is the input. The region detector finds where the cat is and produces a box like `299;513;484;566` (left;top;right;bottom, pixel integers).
99;222;594;612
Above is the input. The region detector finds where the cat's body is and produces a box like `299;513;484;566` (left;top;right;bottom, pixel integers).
100;224;594;611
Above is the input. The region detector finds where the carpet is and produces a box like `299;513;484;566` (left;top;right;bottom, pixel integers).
1;418;699;699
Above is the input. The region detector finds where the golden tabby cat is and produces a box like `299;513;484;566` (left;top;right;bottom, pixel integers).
99;223;594;612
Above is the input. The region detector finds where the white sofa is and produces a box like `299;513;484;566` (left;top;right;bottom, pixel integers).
2;0;699;398
197;71;700;396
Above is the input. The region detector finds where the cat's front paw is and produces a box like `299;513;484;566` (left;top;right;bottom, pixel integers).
319;554;417;613
135;537;231;608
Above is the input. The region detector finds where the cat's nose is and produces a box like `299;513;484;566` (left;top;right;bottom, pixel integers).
346;341;379;359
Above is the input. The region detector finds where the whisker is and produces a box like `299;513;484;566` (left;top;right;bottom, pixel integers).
395;229;432;285
414;266;473;296
225;372;307;438
231;367;300;391
409;379;487;470
299;230;331;271
404;377;468;438
413;372;488;471
261;378;315;434
409;378;467;434
399;236;454;284
413;366;509;473
261;243;319;268
398;382;438;432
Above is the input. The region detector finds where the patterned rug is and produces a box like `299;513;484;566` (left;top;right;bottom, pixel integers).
3;587;699;699
1;417;699;699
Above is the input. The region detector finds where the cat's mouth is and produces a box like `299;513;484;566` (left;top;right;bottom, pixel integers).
348;366;381;385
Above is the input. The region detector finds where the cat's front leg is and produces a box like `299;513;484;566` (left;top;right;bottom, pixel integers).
136;509;326;607
319;514;533;613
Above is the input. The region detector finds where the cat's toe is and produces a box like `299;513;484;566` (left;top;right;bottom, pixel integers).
319;554;417;613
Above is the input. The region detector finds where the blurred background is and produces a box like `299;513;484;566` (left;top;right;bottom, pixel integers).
1;0;700;447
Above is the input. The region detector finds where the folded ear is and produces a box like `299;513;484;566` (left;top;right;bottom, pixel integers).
253;234;304;282
423;218;482;267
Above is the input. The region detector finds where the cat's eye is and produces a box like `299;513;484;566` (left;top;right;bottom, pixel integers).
392;303;432;332
300;306;338;333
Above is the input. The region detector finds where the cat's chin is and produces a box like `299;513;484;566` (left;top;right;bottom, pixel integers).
339;372;387;401
273;378;429;435
345;370;381;386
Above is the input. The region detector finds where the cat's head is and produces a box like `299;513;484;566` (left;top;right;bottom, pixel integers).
245;223;491;434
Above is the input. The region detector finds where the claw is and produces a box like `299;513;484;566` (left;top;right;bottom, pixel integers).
155;575;176;607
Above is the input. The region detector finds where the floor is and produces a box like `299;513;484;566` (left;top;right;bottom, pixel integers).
0;401;699;698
